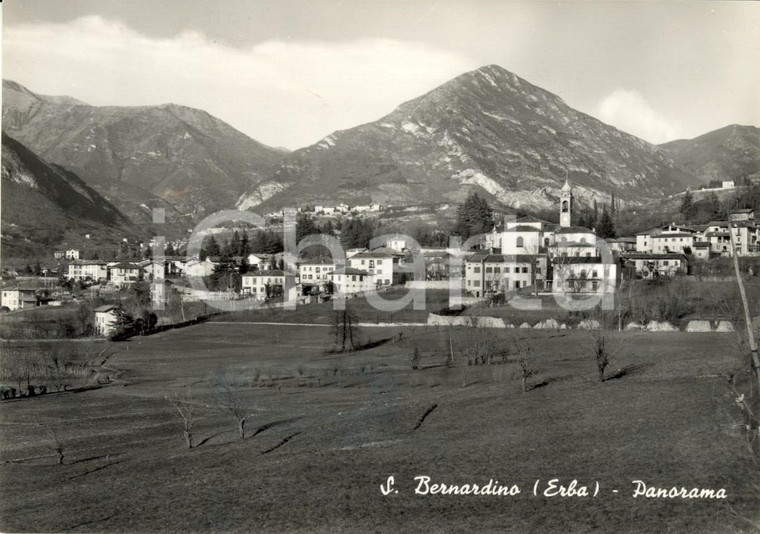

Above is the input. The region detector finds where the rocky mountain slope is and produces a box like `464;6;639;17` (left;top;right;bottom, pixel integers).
2;80;287;218
241;64;695;213
659;124;760;184
1;133;134;256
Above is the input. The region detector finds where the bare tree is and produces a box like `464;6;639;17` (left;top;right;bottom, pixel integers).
590;330;610;382
215;376;249;440
166;390;200;449
45;425;66;465
510;336;536;392
332;308;358;352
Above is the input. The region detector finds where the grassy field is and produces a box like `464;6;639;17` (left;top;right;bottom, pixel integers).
0;323;757;533
213;288;454;325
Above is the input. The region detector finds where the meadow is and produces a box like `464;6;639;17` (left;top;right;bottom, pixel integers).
0;320;757;532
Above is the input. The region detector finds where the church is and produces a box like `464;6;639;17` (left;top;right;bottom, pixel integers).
467;180;619;298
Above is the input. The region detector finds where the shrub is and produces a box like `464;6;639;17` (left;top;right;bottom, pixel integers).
409;347;421;370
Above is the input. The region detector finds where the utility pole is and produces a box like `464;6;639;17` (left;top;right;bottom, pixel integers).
728;204;760;392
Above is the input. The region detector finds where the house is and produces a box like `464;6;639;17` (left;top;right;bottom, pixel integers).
348;251;401;286
551;257;619;293
703;221;760;256
67;260;108;282
109;261;143;287
185;257;217;277
386;238;407;253
651;232;695;254
298;258;338;288
692;241;711;260
605;237;637;253
730;208;755;222
625;253;688;278
0;288;39;311
246;253;268;271
464;253;547;297
722;180;736;189
65;249;81;260
329;267;373;295
54;251;65;260
484;215;555;255
94;304;121;337
241;270;293;300
553;227;597;257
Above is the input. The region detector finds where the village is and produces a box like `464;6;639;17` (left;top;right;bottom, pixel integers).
1;180;758;339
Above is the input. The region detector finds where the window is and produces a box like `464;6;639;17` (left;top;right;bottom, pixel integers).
562;200;568;212
505;267;510;273
352;275;357;281
474;280;480;287
486;267;492;273
522;267;528;273
494;267;501;273
474;266;481;273
516;236;524;248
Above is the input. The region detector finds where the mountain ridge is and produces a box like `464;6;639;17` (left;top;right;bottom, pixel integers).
2;79;288;219
239;64;696;213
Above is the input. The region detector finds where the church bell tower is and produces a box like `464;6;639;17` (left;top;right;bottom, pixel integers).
560;179;573;228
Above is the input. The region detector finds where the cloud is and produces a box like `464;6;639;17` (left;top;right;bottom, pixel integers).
3;16;477;149
596;89;682;144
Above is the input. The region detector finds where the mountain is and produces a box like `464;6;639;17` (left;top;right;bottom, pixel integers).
659;125;760;184
238;64;694;213
2;80;287;219
1;133;135;257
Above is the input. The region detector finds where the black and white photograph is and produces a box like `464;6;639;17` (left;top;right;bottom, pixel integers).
1;1;759;532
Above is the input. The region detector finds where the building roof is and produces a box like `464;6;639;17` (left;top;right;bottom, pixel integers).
502;225;544;232
94;304;120;313
110;261;142;270
244;269;289;277
68;260;107;266
652;233;695;238
350;251;396;259
298;257;338;265
625;253;688;261
693;241;711;247
607;237;637;244
332;267;370;276
561;179;572;192
556;226;594;234
466;253;542;263
554;256;610;265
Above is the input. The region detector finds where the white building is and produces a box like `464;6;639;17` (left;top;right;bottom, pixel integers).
109;262;142;287
329;267;373;294
185;258;217;277
241;270;293;300
703;221;760;256
65;249;81;260
625;253;688;278
348;251;401;286
464;253;545;297
651;232;695;254
552;257;619;293
246;253;268;270
94;304;121;337
722;180;736;189
67;260;108;282
385;238;407;253
298;258;337;286
0;288;38;311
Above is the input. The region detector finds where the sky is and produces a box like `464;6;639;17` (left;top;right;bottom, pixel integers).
3;0;759;150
